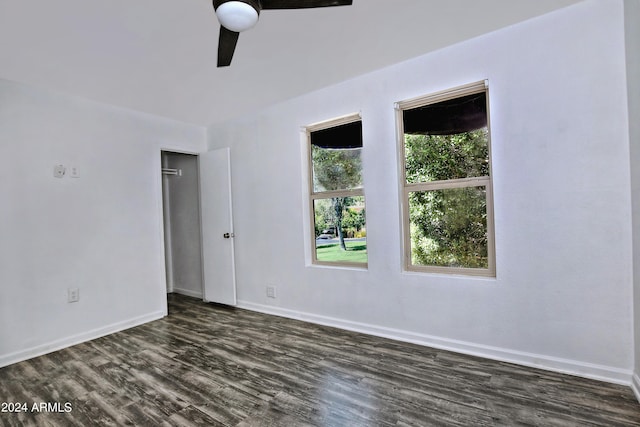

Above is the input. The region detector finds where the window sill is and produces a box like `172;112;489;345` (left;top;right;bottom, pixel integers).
401;268;497;282
307;262;368;272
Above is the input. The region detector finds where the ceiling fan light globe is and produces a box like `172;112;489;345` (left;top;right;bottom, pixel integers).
216;1;259;32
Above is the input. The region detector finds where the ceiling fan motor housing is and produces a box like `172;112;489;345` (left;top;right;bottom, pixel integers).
214;0;261;33
213;0;261;14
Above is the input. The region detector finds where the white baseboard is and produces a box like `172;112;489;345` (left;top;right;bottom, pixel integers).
632;373;640;402
0;310;165;368
171;287;203;299
236;300;633;387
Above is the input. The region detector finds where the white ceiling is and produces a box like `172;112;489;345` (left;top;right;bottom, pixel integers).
0;0;580;127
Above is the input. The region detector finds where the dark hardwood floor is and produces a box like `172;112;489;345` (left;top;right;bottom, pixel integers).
1;293;640;426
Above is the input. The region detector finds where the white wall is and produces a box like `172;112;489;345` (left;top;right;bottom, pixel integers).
0;79;206;366
208;0;634;384
626;0;640;396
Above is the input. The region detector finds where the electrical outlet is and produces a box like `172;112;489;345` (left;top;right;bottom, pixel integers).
53;164;66;178
67;287;79;303
266;285;276;299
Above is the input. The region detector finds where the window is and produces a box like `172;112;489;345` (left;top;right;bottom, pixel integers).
397;81;495;276
306;114;367;267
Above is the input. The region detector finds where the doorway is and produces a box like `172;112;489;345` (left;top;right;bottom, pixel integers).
161;151;204;298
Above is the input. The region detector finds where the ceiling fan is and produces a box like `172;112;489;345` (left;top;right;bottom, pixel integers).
213;0;353;67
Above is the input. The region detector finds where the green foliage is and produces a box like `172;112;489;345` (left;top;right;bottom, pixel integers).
405;129;489;269
405;129;489;183
314;197;366;240
342;207;366;237
409;187;488;268
312;146;362;191
314;198;334;237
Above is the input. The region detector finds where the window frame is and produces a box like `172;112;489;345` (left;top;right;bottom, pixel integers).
396;81;496;277
306;113;367;268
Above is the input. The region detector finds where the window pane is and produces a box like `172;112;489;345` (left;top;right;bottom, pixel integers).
404;129;489;184
408;187;488;269
314;196;367;264
312;145;362;192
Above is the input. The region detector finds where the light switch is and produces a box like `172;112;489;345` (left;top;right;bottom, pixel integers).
70;166;79;178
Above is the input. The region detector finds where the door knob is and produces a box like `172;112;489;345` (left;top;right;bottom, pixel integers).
223;232;234;238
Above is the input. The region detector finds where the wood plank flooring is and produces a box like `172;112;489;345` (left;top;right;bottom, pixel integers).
1;293;640;426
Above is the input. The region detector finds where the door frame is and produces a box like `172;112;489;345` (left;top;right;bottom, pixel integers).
157;148;202;315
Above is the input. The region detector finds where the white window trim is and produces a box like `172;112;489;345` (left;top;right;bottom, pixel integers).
396;80;496;277
305;113;367;268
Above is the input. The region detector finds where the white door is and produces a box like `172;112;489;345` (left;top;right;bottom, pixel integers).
199;147;237;306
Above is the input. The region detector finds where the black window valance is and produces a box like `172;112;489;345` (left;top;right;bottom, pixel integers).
310;120;362;149
403;92;487;135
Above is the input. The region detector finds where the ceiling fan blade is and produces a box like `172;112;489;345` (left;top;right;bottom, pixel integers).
217;26;240;67
261;0;352;9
